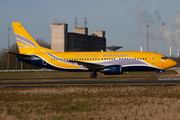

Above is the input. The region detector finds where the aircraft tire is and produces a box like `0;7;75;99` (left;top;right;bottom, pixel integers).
155;73;159;77
90;72;97;78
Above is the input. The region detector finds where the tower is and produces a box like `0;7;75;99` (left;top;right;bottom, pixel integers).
51;23;68;52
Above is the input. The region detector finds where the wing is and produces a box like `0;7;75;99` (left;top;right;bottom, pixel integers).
69;60;104;70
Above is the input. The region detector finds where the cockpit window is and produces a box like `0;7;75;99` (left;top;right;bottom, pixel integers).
161;56;169;60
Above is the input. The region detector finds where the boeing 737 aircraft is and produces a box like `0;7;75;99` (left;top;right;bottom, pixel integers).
8;22;177;78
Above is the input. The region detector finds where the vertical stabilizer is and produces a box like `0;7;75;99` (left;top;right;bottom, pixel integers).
12;22;40;54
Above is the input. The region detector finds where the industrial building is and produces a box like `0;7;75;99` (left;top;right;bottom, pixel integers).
51;22;106;52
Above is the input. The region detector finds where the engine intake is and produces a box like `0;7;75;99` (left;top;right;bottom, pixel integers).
101;65;123;75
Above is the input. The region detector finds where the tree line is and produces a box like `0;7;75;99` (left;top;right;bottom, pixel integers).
0;39;50;70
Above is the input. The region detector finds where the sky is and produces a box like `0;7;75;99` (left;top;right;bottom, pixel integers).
1;0;180;56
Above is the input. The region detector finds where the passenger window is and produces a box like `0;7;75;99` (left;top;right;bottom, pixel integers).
101;58;103;60
87;58;89;60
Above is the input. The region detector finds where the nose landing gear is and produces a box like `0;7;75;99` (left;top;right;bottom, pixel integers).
155;70;165;77
155;73;159;77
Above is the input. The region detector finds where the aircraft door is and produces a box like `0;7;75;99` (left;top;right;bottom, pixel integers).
151;55;156;64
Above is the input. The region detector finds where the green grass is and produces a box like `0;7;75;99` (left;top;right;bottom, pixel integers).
0;70;176;79
0;70;177;83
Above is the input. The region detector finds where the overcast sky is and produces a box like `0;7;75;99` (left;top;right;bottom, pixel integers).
1;0;180;56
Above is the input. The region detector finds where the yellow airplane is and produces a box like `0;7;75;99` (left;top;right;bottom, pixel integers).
9;22;177;78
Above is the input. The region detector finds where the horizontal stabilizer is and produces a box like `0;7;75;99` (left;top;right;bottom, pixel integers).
5;51;32;57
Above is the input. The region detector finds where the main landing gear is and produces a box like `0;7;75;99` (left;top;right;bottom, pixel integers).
90;72;97;78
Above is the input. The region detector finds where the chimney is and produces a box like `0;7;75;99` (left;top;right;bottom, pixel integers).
170;46;171;57
178;46;179;57
140;46;143;52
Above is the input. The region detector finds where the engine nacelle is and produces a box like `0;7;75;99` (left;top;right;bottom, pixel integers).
101;65;123;75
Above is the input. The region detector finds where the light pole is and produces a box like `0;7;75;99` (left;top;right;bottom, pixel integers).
146;24;149;52
8;27;10;72
162;22;165;55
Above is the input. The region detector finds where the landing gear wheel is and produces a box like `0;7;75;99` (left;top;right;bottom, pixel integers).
90;72;97;78
155;73;159;77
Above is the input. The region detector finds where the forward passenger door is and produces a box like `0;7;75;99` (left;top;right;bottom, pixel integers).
151;55;156;64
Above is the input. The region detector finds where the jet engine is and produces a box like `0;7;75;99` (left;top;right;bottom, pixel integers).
101;65;123;75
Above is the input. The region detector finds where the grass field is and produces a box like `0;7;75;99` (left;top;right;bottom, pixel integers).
0;70;179;120
0;70;177;80
1;86;180;120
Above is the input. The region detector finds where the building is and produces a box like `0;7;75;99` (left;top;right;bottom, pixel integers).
51;23;106;52
51;23;68;52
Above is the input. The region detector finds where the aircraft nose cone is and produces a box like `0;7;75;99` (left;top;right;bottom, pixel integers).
171;60;177;67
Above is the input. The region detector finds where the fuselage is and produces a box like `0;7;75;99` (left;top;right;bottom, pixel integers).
17;49;177;72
